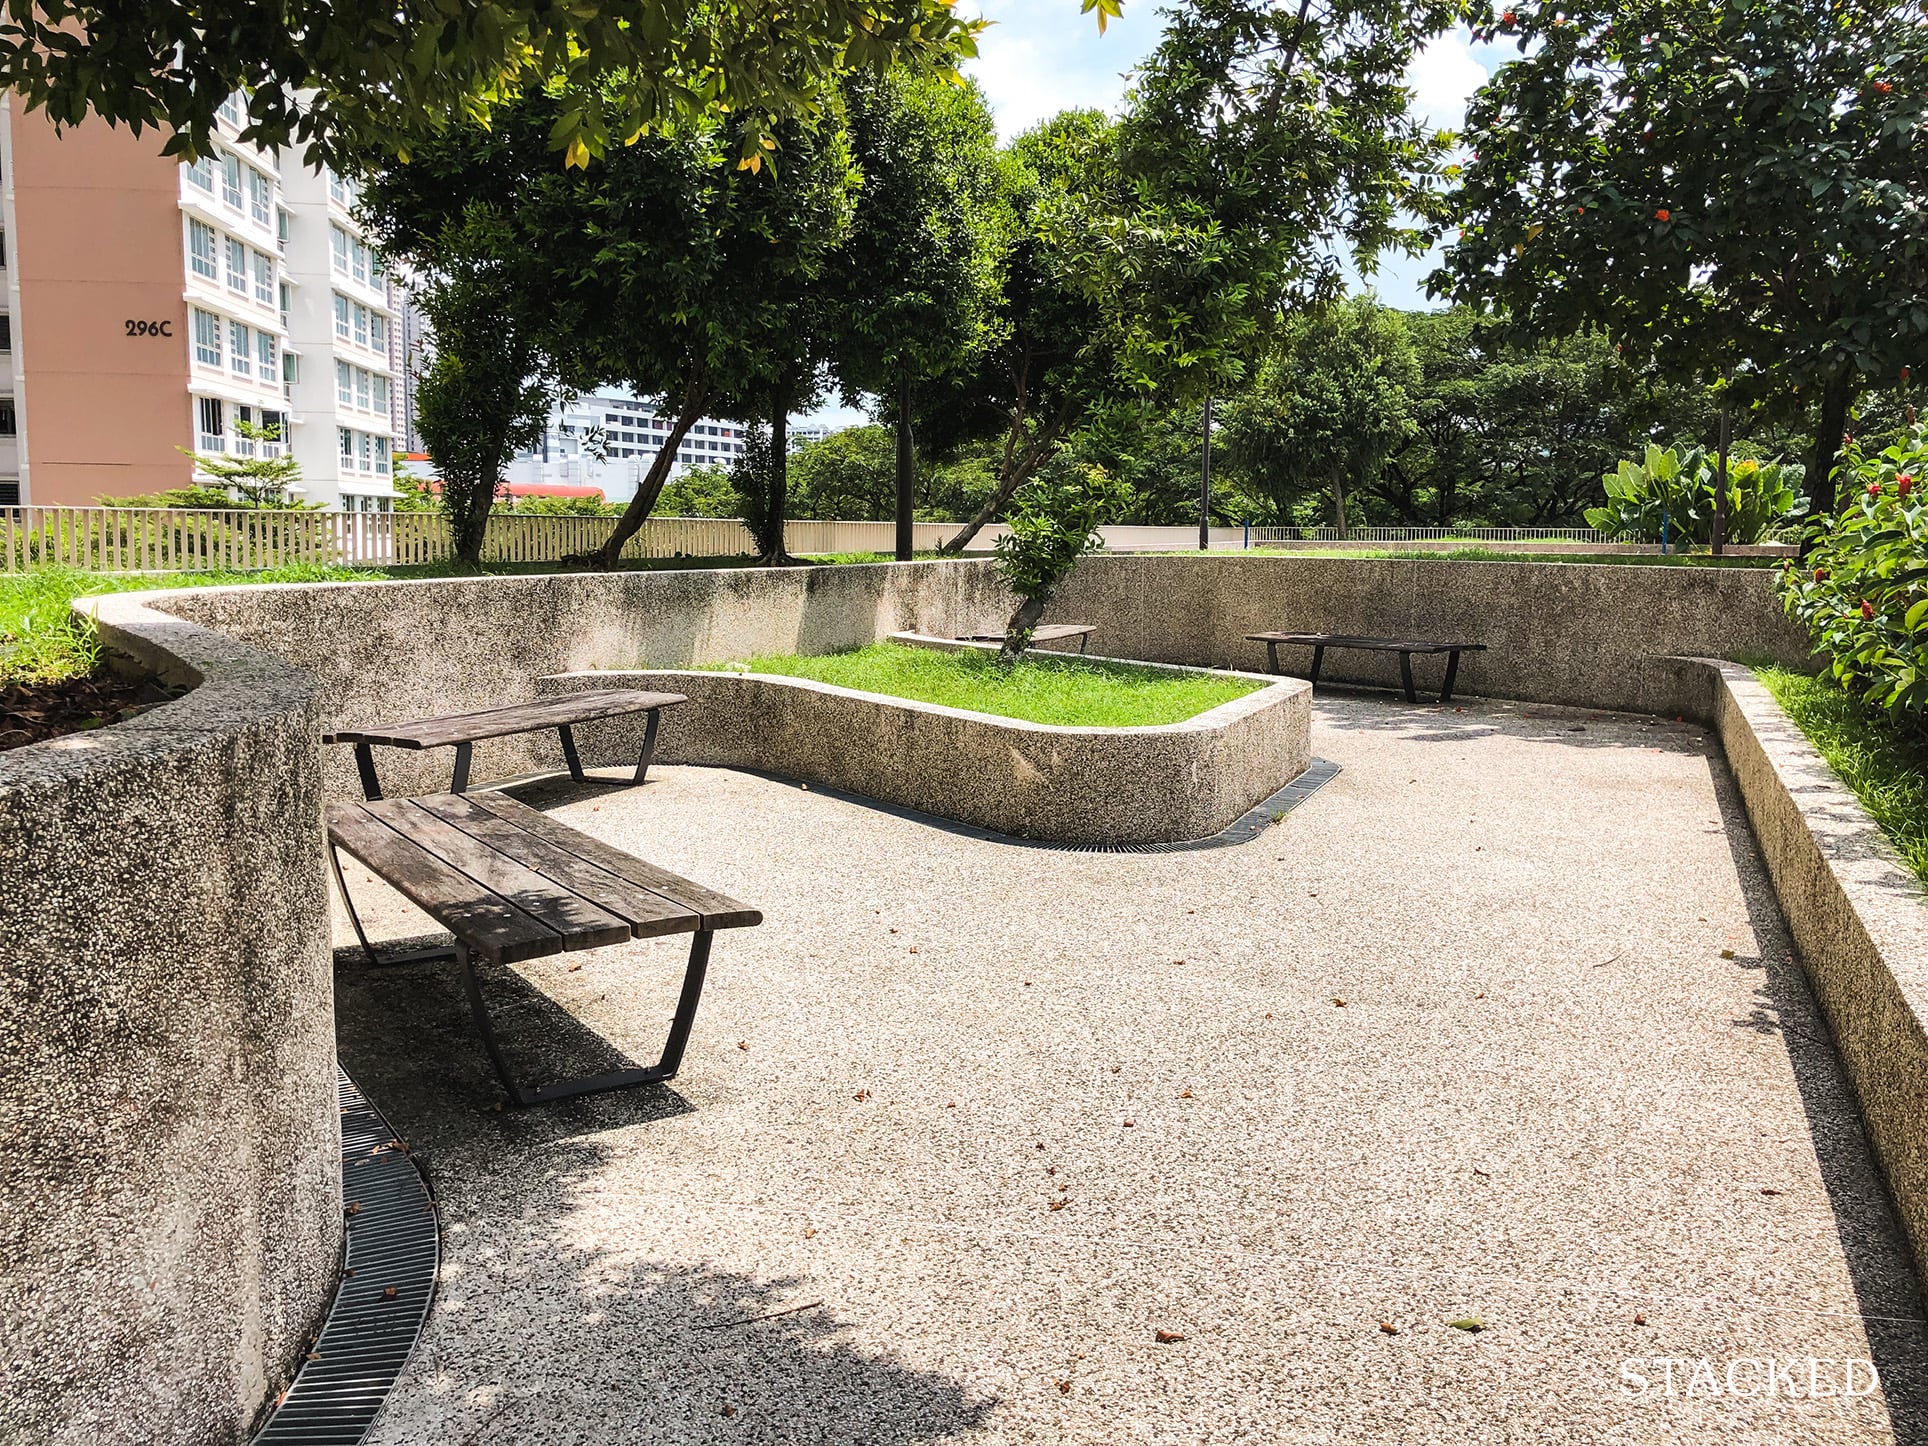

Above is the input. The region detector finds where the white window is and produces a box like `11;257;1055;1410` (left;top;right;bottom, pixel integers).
330;224;349;276
259;410;285;455
217;93;244;128
336;360;353;406
229;320;250;375
220;152;243;210
225;236;248;292
352;303;368;348
372;374;389;414
276;207;290;252
327;168;346;206
252;250;274;305
369;313;387;352
369;250;383;286
278;282;291;325
338;427;354;466
350;238;369;286
333;293;350;341
355;367;371;410
234;404;256;456
198;396;225;451
357;431;373;471
188;219;218;279
248;168;271;227
192;309;222;366
185;154;213;191
256;331;276;378
374;439;390;475
283;351;298;391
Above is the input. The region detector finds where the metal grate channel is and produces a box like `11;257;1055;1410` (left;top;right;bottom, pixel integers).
707;758;1342;855
251;1071;439;1446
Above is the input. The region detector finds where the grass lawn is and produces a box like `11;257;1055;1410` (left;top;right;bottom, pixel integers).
703;641;1264;727
1756;666;1928;886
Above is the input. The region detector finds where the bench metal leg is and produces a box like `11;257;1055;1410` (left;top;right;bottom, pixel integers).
354;743;383;801
1440;649;1463;704
1398;651;1417;704
328;843;458;969
1309;645;1325;688
558;711;662;788
450;742;474;794
457;930;715;1108
1264;640;1281;676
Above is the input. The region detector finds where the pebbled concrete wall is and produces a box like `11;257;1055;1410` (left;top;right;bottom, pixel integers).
1686;659;1928;1280
0;596;340;1446
152;555;1808;801
540;649;1311;845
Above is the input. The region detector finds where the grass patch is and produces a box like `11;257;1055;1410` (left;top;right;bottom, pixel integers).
702;640;1263;727
0;564;384;685
1756;666;1928;886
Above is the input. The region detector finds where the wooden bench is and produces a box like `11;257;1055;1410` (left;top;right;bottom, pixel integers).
326;689;688;801
1246;632;1487;704
326;790;760;1107
963;623;1096;653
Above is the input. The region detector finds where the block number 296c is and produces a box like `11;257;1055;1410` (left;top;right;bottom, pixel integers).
125;318;173;337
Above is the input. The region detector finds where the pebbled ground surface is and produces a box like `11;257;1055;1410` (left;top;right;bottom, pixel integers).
331;693;1928;1445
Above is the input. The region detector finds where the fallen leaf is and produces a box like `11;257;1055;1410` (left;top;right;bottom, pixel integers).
1110;1065;1121;1074
854;1089;870;1102
946;1100;956;1108
345;1201;361;1216
1331;997;1347;1007
738;1040;750;1051
383;1286;398;1299
568;962;582;972
1179;1087;1193;1099
803;1227;817;1239
1172;958;1185;966
1122;1119;1135;1128
1720;948;1737;960
1634;1313;1647;1326
1760;1187;1783;1196
1379;1322;1398;1335
1056;1378;1072;1394
908;946;918;954
1448;1318;1484;1333
1472;1167;1490;1177
1154;1329;1185;1344
1048;1198;1068;1212
721;1403;737;1417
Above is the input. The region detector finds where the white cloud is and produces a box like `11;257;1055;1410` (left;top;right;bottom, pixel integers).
962;0;1163;139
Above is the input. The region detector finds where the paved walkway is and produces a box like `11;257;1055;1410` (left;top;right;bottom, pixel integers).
332;696;1928;1444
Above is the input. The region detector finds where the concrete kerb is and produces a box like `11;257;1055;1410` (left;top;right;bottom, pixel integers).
1677;657;1928;1282
538;652;1312;846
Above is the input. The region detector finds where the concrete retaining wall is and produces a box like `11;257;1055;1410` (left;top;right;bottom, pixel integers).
0;597;340;1445
540;647;1311;845
1683;659;1928;1275
151;555;1808;800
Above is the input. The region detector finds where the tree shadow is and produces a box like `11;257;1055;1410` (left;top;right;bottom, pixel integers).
1703;754;1928;1434
1311;689;1707;751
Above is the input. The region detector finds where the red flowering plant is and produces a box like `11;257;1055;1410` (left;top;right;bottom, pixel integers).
1781;425;1928;731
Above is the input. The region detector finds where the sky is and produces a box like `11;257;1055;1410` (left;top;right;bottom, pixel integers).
814;4;1508;424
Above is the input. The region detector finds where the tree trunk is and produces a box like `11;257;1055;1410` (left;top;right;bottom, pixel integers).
895;364;915;562
1331;464;1349;541
939;424;1066;556
1198;396;1213;552
447;467;496;565
759;378;792;564
591;369;709;568
999;591;1052;662
1711;399;1731;555
1808;371;1856;520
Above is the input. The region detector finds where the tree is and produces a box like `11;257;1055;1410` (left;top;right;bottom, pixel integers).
831;74;1007;558
1219;298;1418;535
993;461;1121;660
359;90;859;568
787;427;898;520
1434;0;1928;516
656;465;740;519
186;419;302;506
411;269;554;564
10;0;981;170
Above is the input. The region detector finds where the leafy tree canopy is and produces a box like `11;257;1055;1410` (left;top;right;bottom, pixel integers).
1433;0;1928;506
14;0;985;169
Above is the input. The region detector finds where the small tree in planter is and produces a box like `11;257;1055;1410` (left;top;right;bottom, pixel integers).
993;460;1120;661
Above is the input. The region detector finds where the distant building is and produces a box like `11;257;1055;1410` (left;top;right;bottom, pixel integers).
507;390;752;504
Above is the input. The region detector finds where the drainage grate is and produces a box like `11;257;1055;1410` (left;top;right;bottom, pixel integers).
251;1071;439;1446
714;757;1342;854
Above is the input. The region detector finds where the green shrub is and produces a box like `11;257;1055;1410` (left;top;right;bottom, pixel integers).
1780;427;1928;729
994;461;1120;660
1586;443;1806;545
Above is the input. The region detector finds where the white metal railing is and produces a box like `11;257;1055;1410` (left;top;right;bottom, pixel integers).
1246;525;1607;545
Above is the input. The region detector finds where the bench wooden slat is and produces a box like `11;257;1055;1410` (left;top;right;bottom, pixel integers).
367;799;634;952
465;792;763;931
1245;632;1485;654
325;804;565;966
329;689;688;750
965;623;1095;644
413;793;703;939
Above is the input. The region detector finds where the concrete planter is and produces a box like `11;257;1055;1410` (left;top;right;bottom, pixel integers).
540;641;1311;845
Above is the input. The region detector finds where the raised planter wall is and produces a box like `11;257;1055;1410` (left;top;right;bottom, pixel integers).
0;596;340;1446
152;555;1810;801
540;648;1311;845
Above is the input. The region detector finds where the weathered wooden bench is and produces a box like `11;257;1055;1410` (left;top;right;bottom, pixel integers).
1247;632;1487;704
963;623;1097;653
325;689;688;801
326;790;760;1107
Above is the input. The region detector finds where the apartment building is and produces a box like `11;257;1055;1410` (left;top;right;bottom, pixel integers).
0;96;399;509
508;390;752;502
